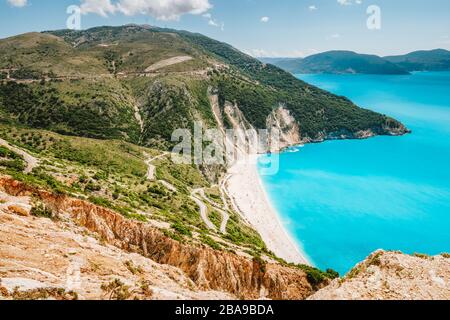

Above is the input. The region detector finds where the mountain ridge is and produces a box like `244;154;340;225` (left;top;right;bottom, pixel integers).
262;49;450;74
384;49;450;71
0;25;408;149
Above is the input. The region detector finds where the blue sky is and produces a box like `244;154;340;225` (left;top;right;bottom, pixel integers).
1;0;449;57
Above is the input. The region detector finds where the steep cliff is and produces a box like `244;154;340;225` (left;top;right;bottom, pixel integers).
0;176;317;300
2;177;448;300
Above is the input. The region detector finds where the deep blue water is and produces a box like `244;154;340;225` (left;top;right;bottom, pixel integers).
258;72;450;275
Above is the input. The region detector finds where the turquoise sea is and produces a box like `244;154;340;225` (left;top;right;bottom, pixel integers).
258;72;450;275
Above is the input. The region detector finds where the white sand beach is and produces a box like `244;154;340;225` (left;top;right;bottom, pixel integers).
225;155;310;265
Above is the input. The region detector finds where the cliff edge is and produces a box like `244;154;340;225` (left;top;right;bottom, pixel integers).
309;250;449;300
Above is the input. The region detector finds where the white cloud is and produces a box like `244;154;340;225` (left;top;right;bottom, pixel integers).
308;5;317;11
81;0;116;17
437;35;450;46
329;33;341;39
245;48;317;58
208;19;218;26
201;11;224;30
7;0;27;7
246;49;270;57
80;0;212;21
260;16;269;23
337;0;362;5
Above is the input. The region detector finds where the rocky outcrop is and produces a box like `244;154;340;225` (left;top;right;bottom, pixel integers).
267;106;302;151
0;176;314;300
0;198;232;300
300;119;410;144
309;250;450;300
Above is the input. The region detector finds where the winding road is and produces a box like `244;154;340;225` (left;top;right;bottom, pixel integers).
191;189;216;231
0;138;39;173
193;188;230;234
144;152;168;181
143;152;230;233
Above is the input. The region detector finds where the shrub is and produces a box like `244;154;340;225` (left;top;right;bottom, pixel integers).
171;222;192;237
0;159;25;171
11;287;78;300
124;260;144;275
200;233;221;251
413;253;431;260
294;264;339;289
30;202;54;219
101;279;131;300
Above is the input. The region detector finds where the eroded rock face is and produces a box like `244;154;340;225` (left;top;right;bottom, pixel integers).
266;106;302;151
0;200;232;300
0;176;314;300
309;250;450;300
2;177;447;300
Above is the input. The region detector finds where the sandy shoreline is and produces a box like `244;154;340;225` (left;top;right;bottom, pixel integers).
225;155;310;265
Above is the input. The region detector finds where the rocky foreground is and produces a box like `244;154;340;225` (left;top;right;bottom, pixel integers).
0;176;314;300
0;176;448;300
309;250;449;300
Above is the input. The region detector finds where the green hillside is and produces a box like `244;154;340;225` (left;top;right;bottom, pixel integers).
0;25;407;149
260;57;304;74
0;122;270;258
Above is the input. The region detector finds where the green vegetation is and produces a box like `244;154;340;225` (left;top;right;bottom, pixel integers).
200;233;222;250
30;202;54;219
295;264;340;288
171;222;193;237
265;253;339;288
124;260;144;275
225;213;266;250
11;287;78;301
103;50;122;74
101;279;132;300
208;210;222;230
0;80;140;142
0;124;266;255
413;253;431;260
10;68;45;80
0;145;25;171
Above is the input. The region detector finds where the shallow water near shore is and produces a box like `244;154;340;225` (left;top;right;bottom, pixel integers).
258;72;450;275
